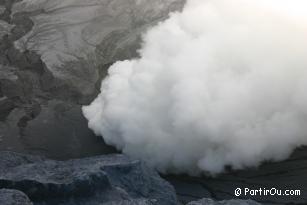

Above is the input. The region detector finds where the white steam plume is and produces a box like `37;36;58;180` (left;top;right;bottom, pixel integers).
83;0;307;175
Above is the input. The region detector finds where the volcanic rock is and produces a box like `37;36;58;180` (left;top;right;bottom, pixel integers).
0;151;178;205
0;189;33;205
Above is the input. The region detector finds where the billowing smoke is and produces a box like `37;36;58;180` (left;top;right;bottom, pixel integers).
83;0;307;175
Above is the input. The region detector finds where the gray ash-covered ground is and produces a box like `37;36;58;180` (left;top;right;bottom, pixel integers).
0;0;121;158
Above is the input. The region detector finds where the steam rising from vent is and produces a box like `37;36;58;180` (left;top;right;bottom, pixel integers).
83;0;307;175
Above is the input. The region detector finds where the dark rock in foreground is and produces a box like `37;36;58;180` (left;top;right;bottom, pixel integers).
0;189;33;205
0;152;178;205
187;198;261;205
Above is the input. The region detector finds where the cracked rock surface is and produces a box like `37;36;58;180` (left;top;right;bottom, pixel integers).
0;151;178;205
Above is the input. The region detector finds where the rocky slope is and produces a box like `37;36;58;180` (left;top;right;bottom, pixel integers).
0;0;185;158
12;0;185;98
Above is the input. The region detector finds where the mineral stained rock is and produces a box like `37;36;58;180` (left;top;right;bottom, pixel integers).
0;189;33;205
187;198;261;205
0;151;178;205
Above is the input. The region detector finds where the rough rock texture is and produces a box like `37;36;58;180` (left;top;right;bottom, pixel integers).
0;151;178;205
0;0;185;158
187;198;261;205
0;189;33;205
